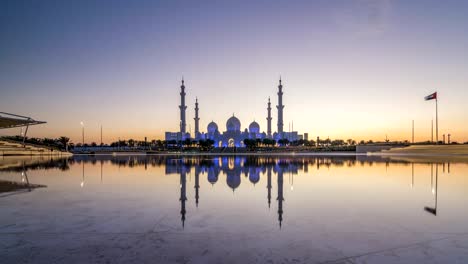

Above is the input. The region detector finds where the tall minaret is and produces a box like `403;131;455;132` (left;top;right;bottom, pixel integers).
277;77;284;136
179;78;187;134
267;97;272;138
194;97;200;138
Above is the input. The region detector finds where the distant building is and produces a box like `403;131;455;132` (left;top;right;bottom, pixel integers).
165;77;302;145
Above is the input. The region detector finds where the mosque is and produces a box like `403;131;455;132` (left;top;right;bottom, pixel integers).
165;78;302;147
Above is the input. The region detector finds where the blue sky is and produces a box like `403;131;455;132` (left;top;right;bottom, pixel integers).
1;0;468;143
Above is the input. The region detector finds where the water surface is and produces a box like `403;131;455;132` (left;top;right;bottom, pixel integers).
1;155;468;263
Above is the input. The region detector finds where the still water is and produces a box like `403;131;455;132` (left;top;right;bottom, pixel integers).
1;155;468;263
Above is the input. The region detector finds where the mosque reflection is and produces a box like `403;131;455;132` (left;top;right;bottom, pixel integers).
165;156;297;228
3;155;461;225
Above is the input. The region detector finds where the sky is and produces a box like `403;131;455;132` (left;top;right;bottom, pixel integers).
1;0;468;144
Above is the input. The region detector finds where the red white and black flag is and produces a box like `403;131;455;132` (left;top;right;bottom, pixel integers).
425;92;437;101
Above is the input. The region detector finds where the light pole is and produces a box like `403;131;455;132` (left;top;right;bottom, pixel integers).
80;121;85;146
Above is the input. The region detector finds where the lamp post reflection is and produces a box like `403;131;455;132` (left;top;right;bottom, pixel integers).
80;162;85;188
411;163;414;188
21;162;31;192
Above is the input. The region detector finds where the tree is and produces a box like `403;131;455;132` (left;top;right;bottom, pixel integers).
243;138;258;150
58;136;70;150
262;138;275;147
198;139;214;151
278;138;289;146
331;139;345;146
183;138;192;147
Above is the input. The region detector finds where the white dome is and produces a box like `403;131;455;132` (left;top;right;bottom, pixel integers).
207;121;218;133
249;121;260;134
226;115;241;132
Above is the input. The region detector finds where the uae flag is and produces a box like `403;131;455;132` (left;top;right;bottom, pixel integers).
425;92;437;101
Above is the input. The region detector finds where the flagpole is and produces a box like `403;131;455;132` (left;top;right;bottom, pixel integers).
431;119;433;143
436;97;438;144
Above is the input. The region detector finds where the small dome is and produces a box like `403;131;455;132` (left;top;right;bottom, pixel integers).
226;115;241;132
207;168;218;184
249;168;260;184
249;121;260;134
207;121;218;133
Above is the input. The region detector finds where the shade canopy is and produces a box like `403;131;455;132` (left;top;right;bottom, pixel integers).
0;112;46;129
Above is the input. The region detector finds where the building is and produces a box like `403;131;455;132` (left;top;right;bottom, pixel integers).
165;78;303;146
165;79;191;141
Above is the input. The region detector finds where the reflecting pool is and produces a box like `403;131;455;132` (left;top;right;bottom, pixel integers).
1;155;468;263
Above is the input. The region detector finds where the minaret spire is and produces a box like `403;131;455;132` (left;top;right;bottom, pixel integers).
267;97;272;138
179;78;187;136
276;77;285;137
194;97;200;139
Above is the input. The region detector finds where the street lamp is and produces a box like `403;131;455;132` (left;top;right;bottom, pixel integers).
80;121;85;146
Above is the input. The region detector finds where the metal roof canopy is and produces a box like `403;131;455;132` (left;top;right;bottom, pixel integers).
0;112;46;129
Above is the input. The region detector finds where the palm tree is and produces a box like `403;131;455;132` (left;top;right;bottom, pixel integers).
58;136;70;151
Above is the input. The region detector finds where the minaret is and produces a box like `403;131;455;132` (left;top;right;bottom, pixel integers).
194;97;200;139
267;97;272;138
277;77;284;136
179;78;187;135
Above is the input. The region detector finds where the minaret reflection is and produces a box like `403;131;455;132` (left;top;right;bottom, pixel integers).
276;163;285;229
194;165;200;207
180;167;187;228
267;166;272;209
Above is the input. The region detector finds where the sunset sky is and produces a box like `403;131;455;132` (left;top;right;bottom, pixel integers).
1;0;467;143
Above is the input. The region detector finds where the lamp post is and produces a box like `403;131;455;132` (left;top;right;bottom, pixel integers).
80;121;85;146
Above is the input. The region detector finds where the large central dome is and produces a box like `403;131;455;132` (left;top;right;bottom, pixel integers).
226;115;241;132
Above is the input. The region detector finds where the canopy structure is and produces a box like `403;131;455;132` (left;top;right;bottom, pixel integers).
0;112;46;147
0;112;46;129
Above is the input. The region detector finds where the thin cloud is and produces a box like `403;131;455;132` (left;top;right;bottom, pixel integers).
333;0;393;36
